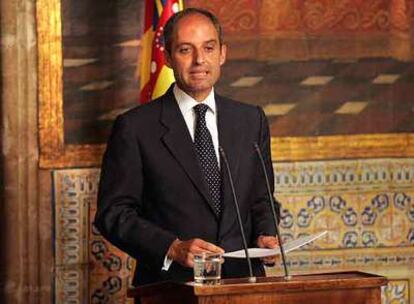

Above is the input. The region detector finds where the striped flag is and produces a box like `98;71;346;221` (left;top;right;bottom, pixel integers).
140;0;184;104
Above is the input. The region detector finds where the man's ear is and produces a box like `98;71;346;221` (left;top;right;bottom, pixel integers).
164;50;172;68
219;44;227;66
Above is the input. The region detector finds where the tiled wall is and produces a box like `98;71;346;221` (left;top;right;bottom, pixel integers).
53;158;414;303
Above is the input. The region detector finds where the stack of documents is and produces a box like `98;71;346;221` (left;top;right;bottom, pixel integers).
223;231;327;258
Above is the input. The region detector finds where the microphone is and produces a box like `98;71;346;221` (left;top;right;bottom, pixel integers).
219;146;256;283
253;142;291;280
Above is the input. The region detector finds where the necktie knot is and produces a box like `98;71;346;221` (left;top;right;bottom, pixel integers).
194;104;209;119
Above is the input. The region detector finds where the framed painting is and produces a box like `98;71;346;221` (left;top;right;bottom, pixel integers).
37;0;414;168
37;0;143;168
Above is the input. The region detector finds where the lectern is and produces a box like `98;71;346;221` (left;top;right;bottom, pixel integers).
127;271;387;304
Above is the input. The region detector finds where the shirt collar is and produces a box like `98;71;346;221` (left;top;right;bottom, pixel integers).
173;84;216;115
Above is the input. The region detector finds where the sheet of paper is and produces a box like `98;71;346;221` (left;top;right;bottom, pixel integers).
223;230;327;259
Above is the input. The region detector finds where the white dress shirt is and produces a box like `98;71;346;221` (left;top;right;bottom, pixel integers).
162;84;220;271
173;84;220;165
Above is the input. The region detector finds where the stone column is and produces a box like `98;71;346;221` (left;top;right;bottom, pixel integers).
0;0;50;303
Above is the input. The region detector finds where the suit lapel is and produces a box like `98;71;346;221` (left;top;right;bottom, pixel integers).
159;88;218;217
216;95;243;185
216;95;245;231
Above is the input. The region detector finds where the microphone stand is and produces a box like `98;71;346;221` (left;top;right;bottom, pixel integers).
219;147;256;283
254;143;291;280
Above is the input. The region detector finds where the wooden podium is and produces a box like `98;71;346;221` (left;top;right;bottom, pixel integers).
127;271;387;304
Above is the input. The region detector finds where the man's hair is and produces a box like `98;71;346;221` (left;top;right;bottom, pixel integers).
163;7;223;54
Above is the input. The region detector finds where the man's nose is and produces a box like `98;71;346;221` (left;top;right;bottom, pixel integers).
194;49;205;64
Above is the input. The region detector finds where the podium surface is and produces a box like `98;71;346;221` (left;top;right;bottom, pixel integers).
128;271;387;304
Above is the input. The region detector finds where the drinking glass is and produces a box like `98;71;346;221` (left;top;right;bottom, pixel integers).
193;252;222;285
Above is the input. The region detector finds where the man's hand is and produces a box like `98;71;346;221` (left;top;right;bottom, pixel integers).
257;235;279;266
167;238;224;268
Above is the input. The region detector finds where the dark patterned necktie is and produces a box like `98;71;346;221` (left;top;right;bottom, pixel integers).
193;104;222;216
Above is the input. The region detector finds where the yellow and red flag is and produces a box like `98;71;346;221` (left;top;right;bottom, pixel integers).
140;0;184;104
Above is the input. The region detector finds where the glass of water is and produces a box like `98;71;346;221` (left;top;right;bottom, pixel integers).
193;252;223;285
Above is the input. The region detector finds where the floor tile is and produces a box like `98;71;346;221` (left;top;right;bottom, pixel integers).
372;74;400;84
335;102;369;114
264;103;296;116
230;76;263;87
300;76;334;86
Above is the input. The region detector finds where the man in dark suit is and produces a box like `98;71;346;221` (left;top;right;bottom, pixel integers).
94;7;279;286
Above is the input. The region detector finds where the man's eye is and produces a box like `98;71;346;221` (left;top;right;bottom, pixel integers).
205;46;215;52
179;48;191;54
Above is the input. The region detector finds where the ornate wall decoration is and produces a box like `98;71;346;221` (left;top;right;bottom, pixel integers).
187;0;259;33
302;0;391;32
279;191;414;248
276;158;414;248
259;0;302;31
53;169;134;304
53;160;414;303
382;280;410;304
390;0;412;31
270;157;414;303
270;247;414;275
189;0;414;33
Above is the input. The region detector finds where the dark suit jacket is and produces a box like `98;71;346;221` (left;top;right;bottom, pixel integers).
94;86;277;286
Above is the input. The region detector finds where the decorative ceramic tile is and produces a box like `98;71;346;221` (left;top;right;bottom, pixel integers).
269;158;414;303
277;192;414;249
273;158;414;193
53;169;134;304
382;280;410;304
335;101;369;114
230;76;263;87
55;267;88;304
53;159;414;303
275;159;414;249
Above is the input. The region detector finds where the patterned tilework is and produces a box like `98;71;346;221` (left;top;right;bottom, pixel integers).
54;171;91;303
53;169;134;304
270;158;414;303
277;192;413;248
274;158;414;193
382;280;410;304
274;158;414;248
269;247;414;274
53;159;414;303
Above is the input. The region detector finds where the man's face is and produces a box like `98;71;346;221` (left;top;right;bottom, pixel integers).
165;14;227;101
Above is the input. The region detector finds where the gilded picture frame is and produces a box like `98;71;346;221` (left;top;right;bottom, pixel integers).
37;0;414;169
